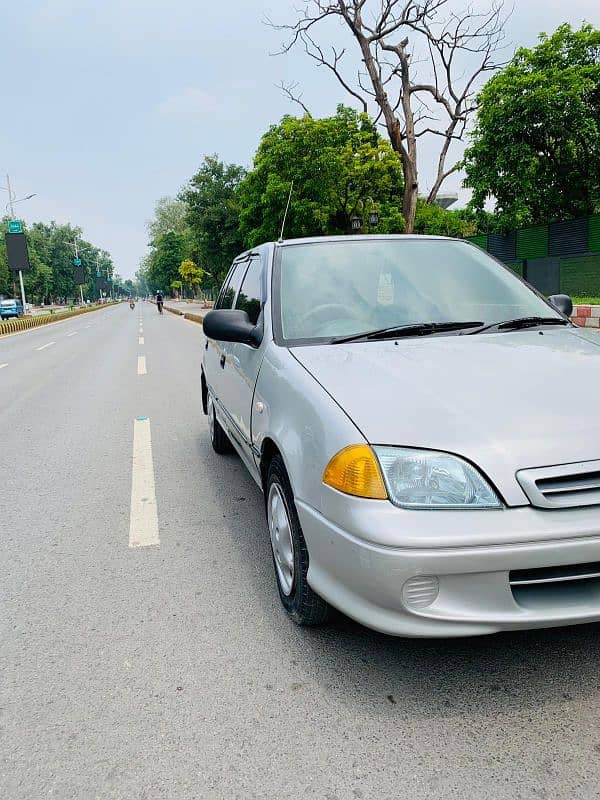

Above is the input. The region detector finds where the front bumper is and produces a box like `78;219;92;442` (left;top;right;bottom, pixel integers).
297;494;600;637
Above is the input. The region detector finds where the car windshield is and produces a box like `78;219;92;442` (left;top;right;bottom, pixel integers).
277;239;561;343
1;300;16;306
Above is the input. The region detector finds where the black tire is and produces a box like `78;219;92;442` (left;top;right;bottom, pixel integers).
208;394;233;454
266;455;329;626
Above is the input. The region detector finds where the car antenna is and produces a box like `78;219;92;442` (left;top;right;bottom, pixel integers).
278;180;294;243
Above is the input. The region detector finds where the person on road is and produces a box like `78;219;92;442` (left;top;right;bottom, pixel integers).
156;292;164;314
130;298;135;310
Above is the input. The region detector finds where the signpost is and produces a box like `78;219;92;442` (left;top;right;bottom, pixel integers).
5;230;30;313
2;176;37;314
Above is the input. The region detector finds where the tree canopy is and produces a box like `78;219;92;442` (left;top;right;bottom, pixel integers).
140;106;488;297
238;106;405;246
144;231;187;294
0;218;116;302
180;156;246;287
269;0;507;232
464;23;600;229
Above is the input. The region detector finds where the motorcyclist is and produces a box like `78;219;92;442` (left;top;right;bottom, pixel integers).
156;292;164;314
130;298;135;310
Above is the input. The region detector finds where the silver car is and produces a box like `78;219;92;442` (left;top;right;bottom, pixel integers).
201;234;600;638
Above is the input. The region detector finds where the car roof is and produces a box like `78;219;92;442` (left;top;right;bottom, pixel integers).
233;234;464;261
277;234;460;247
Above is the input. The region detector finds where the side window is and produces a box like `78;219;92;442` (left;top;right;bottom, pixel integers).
214;268;233;309
215;261;247;309
235;257;263;326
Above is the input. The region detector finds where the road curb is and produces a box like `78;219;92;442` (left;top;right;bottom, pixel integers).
0;302;115;337
183;312;205;324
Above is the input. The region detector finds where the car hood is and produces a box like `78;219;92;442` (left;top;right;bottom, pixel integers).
291;328;600;506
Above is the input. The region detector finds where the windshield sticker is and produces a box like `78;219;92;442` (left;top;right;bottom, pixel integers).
377;273;394;305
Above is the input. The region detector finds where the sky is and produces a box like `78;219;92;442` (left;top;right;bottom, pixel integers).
1;0;599;278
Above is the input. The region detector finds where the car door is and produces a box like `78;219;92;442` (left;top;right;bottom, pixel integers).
219;254;266;469
203;259;249;408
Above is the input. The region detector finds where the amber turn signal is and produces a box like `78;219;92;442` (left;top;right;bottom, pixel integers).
323;444;388;500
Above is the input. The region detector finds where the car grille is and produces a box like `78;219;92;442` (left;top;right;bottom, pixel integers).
509;561;600;608
510;561;600;587
516;460;600;508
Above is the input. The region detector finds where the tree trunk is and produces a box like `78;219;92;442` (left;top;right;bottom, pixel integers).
402;160;418;233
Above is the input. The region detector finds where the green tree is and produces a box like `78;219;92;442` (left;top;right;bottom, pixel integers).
0;227;12;296
135;260;150;296
0;218;113;304
147;197;188;242
146;231;186;294
179;258;204;298
238;106;404;247
413;202;478;238
179;155;246;288
271;2;507;232
464;23;600;229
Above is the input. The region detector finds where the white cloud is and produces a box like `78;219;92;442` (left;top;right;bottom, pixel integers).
157;87;217;117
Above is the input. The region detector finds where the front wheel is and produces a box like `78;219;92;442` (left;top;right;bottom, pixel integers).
266;455;329;626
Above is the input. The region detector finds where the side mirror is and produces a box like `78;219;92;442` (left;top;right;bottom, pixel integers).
203;309;262;347
548;294;573;318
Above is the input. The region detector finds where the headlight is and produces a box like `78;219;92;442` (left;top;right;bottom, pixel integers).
373;447;501;509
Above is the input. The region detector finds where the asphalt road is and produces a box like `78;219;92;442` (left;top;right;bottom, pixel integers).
2;302;600;799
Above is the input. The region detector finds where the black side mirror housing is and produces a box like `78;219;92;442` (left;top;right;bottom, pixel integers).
548;294;573;318
203;309;262;347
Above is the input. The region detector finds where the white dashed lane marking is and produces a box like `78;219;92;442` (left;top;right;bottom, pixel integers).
0;363;7;369
36;342;55;351
129;417;160;548
66;331;78;337
139;337;144;345
137;355;147;375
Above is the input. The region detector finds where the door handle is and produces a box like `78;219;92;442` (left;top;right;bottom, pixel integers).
220;354;226;368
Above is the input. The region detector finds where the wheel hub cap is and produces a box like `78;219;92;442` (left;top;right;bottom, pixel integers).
268;484;294;596
208;395;215;441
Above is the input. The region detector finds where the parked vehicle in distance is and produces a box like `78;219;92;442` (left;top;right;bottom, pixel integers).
0;298;24;319
201;234;600;638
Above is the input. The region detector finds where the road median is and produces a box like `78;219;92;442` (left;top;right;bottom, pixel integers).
0;302;115;337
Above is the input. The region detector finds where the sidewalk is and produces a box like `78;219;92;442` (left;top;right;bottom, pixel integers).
163;299;213;316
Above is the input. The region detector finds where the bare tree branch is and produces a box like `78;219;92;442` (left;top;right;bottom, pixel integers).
277;81;312;115
266;0;510;231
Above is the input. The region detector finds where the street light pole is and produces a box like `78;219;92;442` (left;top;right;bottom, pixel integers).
76;241;84;305
6;174;15;216
67;238;88;305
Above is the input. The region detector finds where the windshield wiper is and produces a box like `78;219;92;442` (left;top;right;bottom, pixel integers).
468;316;570;334
330;321;485;344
